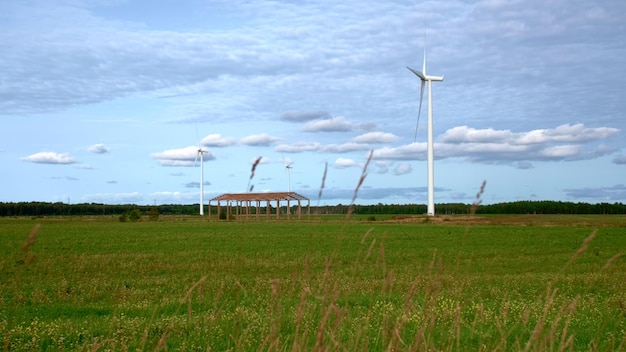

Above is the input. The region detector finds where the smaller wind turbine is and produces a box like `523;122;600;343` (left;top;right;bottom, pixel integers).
407;50;444;216
194;145;208;216
282;155;294;193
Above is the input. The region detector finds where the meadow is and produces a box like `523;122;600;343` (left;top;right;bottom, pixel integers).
1;215;625;351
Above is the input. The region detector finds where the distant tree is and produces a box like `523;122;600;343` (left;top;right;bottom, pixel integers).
118;213;128;222
149;207;159;221
1;200;625;217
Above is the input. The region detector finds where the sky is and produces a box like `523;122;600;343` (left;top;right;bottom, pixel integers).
2;0;625;207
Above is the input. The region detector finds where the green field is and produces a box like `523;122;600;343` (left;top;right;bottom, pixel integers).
1;215;626;351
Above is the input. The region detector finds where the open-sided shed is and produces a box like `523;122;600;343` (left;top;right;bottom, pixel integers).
208;192;310;220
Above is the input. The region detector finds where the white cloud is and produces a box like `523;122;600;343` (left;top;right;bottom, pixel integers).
276;139;387;155
539;145;580;159
393;163;412;175
315;186;430;202
438;142;529;158
51;176;78;181
372;143;424;160
323;143;371;153
334;158;359;168
374;160;392;174
374;123;620;164
441;126;512;143
82;192;143;204
515;124;620;144
150;191;206;204
21;152;77;164
302;116;352;132
613;155;626;165
277;140;381;154
185;181;211;189
515;161;534;169
442;124;620;145
352;132;399;144
151;146;215;167
280;110;330;122
200;134;236;147
88;143;109;154
240;133;280;146
275;142;321;153
564;184;626;201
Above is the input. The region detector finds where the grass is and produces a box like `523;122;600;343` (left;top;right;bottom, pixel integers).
1;216;626;351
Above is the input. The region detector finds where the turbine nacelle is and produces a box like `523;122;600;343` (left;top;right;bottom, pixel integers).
194;148;208;165
425;74;444;81
406;67;444;82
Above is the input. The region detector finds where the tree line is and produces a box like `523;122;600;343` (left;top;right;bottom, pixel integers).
0;200;624;217
0;202;197;217
321;201;625;215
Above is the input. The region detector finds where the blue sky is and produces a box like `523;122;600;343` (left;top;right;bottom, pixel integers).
2;0;625;206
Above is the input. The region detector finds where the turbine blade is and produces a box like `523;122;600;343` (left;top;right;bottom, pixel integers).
414;80;425;142
406;66;426;80
194;150;199;167
423;51;426;75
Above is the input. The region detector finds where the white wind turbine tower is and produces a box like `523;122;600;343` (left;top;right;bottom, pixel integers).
282;155;294;192
407;51;444;216
194;145;208;216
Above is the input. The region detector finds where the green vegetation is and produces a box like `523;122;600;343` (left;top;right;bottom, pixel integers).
1;216;625;351
1;200;625;217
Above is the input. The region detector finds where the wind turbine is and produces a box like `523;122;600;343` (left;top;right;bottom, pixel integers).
282;155;294;193
194;145;208;216
407;51;444;216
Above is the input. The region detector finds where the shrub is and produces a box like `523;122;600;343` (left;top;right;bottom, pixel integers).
128;209;142;222
149;207;159;221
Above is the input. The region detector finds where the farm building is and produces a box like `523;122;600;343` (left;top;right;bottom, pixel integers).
208;192;310;220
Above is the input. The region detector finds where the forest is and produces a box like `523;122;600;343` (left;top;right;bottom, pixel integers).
0;200;624;217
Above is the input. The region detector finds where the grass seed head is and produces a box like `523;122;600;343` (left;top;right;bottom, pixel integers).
247;156;263;192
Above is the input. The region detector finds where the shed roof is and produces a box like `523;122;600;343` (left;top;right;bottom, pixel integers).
210;192;309;202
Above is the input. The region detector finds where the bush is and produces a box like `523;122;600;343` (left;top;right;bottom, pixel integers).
149;207;159;221
128;209;142;222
